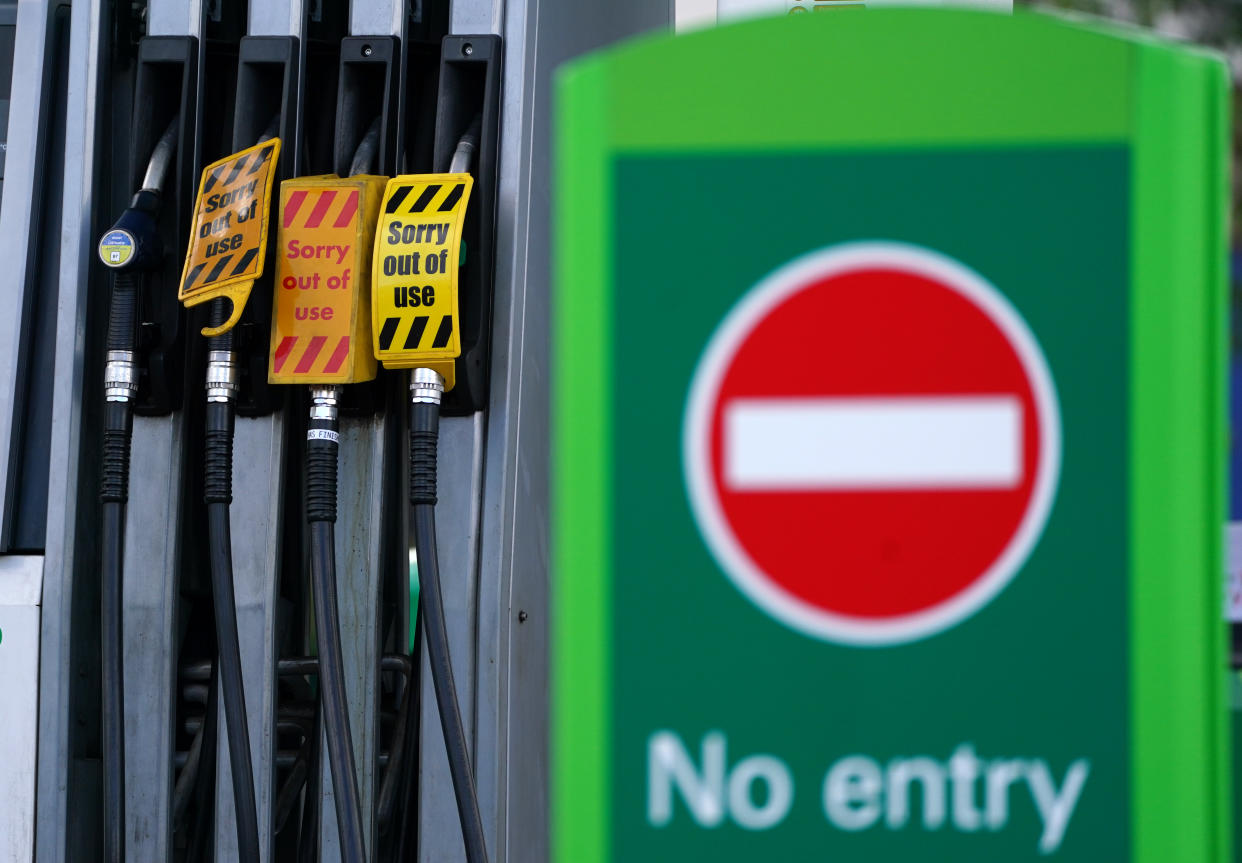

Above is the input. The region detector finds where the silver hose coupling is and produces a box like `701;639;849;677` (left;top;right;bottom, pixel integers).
104;350;139;403
205;350;239;403
309;385;340;422
410;367;445;405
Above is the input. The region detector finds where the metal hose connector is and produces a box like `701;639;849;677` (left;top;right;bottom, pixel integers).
309;385;340;422
410;367;445;406
206;350;239;403
104;350;139;403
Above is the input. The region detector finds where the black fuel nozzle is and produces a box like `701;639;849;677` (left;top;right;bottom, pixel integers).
98;115;178;272
97;189;165;272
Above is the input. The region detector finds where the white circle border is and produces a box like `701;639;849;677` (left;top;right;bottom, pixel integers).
682;241;1062;647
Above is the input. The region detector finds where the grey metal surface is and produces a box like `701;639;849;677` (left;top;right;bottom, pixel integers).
418;1;672;861
0;0;56;550
319;416;388;859
121;419;188;861
350;0;405;36
249;0;304;38
451;0;501;39
122;4;204;860
0;554;43;860
148;0;205;38
36;0;109;859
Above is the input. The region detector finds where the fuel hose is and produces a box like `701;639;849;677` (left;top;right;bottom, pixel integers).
305;385;367;860
98;116;178;863
203;309;261;863
390;118;490;863
197;115;285;861
409;369;490;863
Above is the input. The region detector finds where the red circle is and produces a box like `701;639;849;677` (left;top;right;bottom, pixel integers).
706;266;1042;620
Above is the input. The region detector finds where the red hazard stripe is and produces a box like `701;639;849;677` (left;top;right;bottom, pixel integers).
272;336;297;373
332;191;359;228
304;191;337;229
322;336;351;374
283;190;308;228
294;336;327;374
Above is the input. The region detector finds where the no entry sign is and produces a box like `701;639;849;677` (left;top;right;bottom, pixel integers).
555;10;1230;863
684;243;1061;644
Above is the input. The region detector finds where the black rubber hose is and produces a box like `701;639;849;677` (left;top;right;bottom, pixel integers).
100;205;145;863
101;497;127;863
410;400;490;863
142;117;180;194
171;692;207;828
204;401;261;863
188;662;219;862
98;119;176;861
391;597;423;861
296;702;322;863
348;116;383;177
306;409;367;861
208;298;234;352
106;271;139;353
101;344;134;863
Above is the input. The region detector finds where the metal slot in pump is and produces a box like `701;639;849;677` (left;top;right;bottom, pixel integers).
429;34;501;415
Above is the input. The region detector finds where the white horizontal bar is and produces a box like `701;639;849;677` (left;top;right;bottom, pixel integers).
724;396;1023;490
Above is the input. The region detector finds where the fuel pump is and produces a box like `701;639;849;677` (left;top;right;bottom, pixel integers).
95;116;179;863
24;0;660;859
373;126;490;863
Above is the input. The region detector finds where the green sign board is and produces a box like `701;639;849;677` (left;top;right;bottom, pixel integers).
554;9;1230;863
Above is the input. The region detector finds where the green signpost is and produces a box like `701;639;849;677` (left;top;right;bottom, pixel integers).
554;8;1230;862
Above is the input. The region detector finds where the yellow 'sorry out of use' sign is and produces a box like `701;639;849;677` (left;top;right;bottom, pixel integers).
371;173;474;388
178;138;282;336
269;175;387;385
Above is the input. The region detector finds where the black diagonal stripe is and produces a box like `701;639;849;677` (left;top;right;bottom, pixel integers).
403;316;429;350
246;144;274;175
201;165;227;195
378;317;400;351
408;185;441;213
183;262;206;290
222;154;251;187
430;316;453;349
437;184;465;212
384;186;412;214
229;247;259;277
204;255;234;284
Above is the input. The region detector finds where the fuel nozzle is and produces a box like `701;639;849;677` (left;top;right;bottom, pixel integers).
98;189;163;271
98;117;178;272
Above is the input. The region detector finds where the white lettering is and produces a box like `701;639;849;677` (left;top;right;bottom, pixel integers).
886;757;946;830
949;743;984;832
984;759;1025;829
727;755;793;830
647;730;726;827
645;731;1090;854
823;756;883;831
1025;759;1089;854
